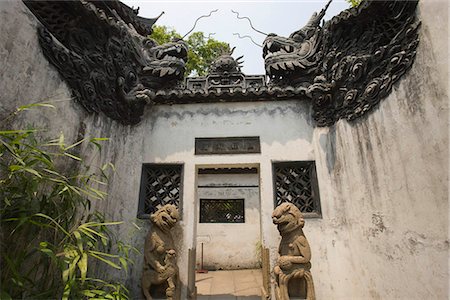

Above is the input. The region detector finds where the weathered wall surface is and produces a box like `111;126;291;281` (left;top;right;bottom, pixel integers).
1;0;448;299
309;1;449;299
0;1;84;140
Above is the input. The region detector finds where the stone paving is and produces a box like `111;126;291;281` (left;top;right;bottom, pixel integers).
196;269;262;300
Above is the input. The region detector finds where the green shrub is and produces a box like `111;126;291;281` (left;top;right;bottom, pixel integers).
0;104;136;299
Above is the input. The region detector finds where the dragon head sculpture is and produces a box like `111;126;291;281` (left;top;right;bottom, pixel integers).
262;2;330;85
208;47;243;75
24;0;188;125
263;0;419;126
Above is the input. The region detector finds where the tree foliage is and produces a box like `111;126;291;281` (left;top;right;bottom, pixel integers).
0;104;136;299
151;25;230;76
347;0;363;7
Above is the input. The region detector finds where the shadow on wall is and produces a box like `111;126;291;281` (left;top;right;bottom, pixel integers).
319;126;336;174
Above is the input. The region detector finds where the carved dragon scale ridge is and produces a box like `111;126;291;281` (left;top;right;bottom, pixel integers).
263;0;420;126
24;0;419;127
23;0;188;125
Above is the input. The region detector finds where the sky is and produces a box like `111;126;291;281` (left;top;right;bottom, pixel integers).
121;0;350;74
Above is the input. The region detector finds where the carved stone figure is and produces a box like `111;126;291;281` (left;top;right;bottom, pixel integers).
272;203;315;300
263;0;420;126
142;204;180;300
23;0;188;125
208;47;244;75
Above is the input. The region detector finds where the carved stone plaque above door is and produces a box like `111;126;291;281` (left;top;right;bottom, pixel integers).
195;137;261;155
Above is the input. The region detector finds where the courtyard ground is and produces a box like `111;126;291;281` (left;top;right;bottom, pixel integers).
196;269;262;300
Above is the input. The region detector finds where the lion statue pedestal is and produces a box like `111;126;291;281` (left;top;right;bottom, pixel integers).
272;203;315;300
142;204;180;300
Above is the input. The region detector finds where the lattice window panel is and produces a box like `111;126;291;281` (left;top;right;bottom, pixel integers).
200;199;245;223
138;164;182;216
273;161;321;216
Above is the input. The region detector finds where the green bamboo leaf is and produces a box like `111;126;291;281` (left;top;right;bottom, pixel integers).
62;281;71;300
62;268;70;284
34;213;70;236
16;103;55;112
77;227;96;240
9;165;22;171
78;226;107;240
84;289;106;295
58;186;69;195
64;138;86;151
105;162;116;172
89;137;109;151
58;132;65;150
87;221;123;227
119;257;128;272
89;250;120;258
89;252;121;269
67;185;81;196
90;178;108;186
78;252;88;283
63;152;82;161
90;138;109;142
67;255;80;279
0;139;25;165
87;187;107;199
43;168;65;178
23;167;42;178
81;290;97;297
0;129;37;134
73;231;83;252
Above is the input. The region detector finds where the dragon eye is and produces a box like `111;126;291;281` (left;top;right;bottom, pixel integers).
291;31;305;42
144;38;157;48
127;72;136;85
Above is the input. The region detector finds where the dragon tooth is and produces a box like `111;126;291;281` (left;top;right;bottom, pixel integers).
167;68;176;75
160;68;170;77
267;41;273;49
176;47;181;53
152;69;160;76
279;63;287;70
293;61;304;69
272;64;280;71
286;62;295;70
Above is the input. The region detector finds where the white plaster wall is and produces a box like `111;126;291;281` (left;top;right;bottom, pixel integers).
138;99;315;293
307;1;449;299
197;173;261;270
0;1;85;140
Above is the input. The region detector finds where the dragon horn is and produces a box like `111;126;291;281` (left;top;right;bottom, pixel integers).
318;0;333;19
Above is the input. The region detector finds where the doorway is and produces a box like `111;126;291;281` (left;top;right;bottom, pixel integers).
195;166;263;298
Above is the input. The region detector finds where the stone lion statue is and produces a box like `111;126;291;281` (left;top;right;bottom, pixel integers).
142;204;180;300
272;203;315;300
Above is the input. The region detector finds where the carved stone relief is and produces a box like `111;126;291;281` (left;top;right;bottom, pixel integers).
25;0;420;127
263;0;420;126
272;203;315;300
142;204;180;300
23;0;187;125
